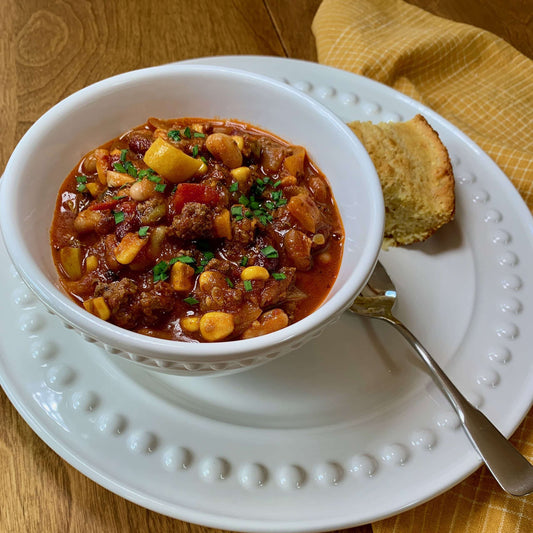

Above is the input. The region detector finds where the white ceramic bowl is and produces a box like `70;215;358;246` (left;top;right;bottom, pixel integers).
0;64;384;376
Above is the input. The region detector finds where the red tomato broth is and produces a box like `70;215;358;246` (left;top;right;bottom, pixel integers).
50;117;344;342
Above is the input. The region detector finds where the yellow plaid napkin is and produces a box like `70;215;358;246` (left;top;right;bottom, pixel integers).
312;1;533;531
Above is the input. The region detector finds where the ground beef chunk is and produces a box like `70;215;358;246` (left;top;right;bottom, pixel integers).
94;278;139;328
139;282;176;325
260;267;296;308
169;202;213;240
231;216;259;246
259;137;289;172
137;197;167;225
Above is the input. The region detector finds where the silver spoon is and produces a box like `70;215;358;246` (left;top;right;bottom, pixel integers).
349;261;533;496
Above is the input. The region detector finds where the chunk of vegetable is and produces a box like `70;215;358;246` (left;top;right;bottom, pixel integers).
242;308;289;338
83;296;111;321
283;146;306;176
213;209;232;239
106;170;136;187
283;229;312;271
114;232;148;264
287;193;321;233
172;183;221;213
199;312;235;341
205;133;242;169
241;266;269;281
59;247;82;280
143;137;203;183
170;261;195;292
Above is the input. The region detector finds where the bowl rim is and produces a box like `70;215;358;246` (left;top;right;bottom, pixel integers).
0;63;384;360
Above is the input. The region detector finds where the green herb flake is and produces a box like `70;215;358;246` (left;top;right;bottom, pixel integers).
184;296;199;305
138;226;149;237
154;183;166;193
272;272;286;280
239;195;250;207
229;182;238;192
231;205;243;218
261;245;278;259
137;168;157;180
193;131;206;138
120;149;128;162
113;162;126;173
183;126;192;139
112;211;125;224
168;257;180;265
243;280;252;292
176;256;196;265
225;277;234;288
75;175;88;193
147;174;162;184
273;180;282;188
112;195;127;200
153;260;170;282
240;256;248;267
192;145;199;158
168;130;181;141
200;156;208;165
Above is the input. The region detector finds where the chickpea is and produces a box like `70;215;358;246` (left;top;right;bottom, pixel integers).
73;209;104;234
199;312;235;342
130;179;157;201
205;133;243;169
82;152;98;174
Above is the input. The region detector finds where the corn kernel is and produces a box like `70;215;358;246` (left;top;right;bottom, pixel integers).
181;316;200;333
213;209;232;240
114;232;147;264
83;297;111;321
312;233;325;245
232;135;244;151
86;255;98;272
110;148;122;157
230;166;251;183
92;297;111;320
199;312;234;342
170;261;195;292
241;266;269;281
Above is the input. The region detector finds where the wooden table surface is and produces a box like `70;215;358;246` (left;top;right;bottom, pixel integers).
1;1;531;532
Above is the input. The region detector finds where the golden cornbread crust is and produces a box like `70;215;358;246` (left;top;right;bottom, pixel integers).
348;114;455;247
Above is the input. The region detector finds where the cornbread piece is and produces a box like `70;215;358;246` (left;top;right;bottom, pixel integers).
348;114;455;247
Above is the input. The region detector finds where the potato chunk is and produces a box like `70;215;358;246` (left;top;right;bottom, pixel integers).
143;137;202;183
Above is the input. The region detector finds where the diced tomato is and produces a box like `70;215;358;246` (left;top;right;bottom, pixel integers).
172;183;221;213
88;199;120;211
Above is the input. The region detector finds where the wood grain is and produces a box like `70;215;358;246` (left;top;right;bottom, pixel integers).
0;1;530;533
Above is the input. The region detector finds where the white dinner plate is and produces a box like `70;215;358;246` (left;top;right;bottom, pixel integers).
0;56;532;532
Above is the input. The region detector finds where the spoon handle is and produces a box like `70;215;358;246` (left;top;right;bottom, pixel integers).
388;317;533;496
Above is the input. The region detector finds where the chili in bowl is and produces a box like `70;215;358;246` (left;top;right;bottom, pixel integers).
0;64;384;375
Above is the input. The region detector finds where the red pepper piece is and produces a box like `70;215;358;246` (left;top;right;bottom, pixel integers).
172;183;221;213
88;199;120;211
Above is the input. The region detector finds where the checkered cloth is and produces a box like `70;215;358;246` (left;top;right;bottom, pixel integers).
312;1;533;531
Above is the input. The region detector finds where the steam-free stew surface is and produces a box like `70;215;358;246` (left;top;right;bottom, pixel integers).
50;118;344;342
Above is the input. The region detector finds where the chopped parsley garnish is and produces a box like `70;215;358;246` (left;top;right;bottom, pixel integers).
183;126;192;139
112;210;125;224
137;168;157;180
200;156;208;165
195;251;215;274
153;260;170;282
193;131;206;138
154;183;166;192
176;256;195;265
184;296;199;305
272;272;286;280
138;226;149;237
261;245;278;259
112;195;127;200
146;174;162;183
231;205;244;221
113;160;138;178
120;149;128;162
192;145;199;158
240;256;248;267
229;182;238;192
168;130;181;141
243;280;253;292
225;277;234;288
75;175;88;192
273;179;282;188
239;195;249;206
